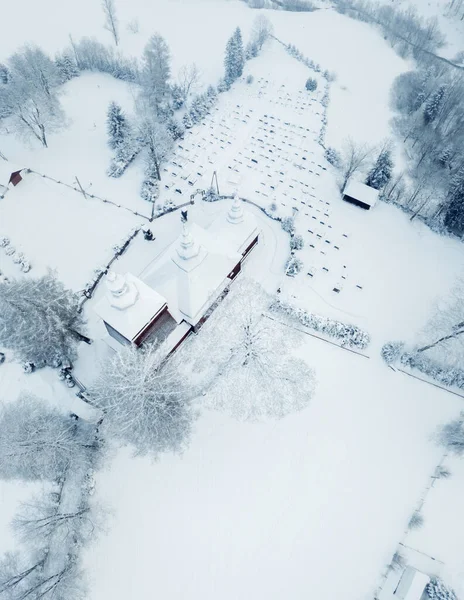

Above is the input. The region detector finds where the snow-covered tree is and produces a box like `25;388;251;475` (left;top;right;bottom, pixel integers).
340;138;374;191
138;110;173;180
185;279;315;421
13;491;95;548
325;147;341;167
140;162;160;216
250;15;273;53
106;101;131;150
365;148;394;189
305;77;318;91
0;394;94;481
0;63;10;84
0;550;84;600
0;272;90;366
285;255;303;276
0;72;64;148
424;84;446;124
427;577;458;600
444;167;464;236
8;45;61;99
141;34;171;111
166;116;185;140
90;343;195;456
101;0;119;46
55;52;79;82
224;27;244;86
177;63;201;102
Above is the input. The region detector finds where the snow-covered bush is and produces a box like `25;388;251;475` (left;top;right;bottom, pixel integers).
427;578;458;600
140;167;160;205
290;234;304;250
305;77;318;91
325;147;341;167
390;551;406;572
408;511;424;529
268;201;277;212
381;341;405;364
281;215;295;234
405;354;464;390
271;299;371;349
203;187;221;202
438;419;464;455
285;256;303;277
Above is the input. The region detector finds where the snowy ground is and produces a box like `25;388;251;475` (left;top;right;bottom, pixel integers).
82;335;462;600
1;0;464;598
0;172;141;290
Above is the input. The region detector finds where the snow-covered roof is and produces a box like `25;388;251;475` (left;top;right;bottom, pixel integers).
343;181;379;207
145;221;240;326
94;272;167;342
210;196;260;255
0;160;23;188
394;568;430;600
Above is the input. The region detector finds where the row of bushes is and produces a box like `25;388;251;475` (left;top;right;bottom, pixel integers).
271;298;371;349
381;342;464;390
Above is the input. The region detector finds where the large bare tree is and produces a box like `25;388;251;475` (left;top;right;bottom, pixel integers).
90;342;195;456
340;137;374;191
185;279;316;421
102;0;119;46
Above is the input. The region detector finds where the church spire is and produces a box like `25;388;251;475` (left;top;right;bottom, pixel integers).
176;210;200;261
227;194;244;224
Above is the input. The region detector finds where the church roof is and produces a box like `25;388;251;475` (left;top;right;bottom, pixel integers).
94;272;167;342
144;220;240;326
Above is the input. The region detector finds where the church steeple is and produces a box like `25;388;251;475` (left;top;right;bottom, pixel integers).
227;194;244;225
176;210;201;261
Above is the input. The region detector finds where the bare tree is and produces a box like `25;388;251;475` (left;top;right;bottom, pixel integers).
141;34;171;110
438;418;464;454
251;14;274;51
13;493;96;547
178;63;201;102
0;551;84;600
0;272;90;366
102;0;119;46
90;342;196;456
415;279;464;367
185;279;316;421
340;137;374;191
137;107;174;180
0;394;94;481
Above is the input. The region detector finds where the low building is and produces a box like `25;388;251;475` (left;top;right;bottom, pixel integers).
0;161;26;197
94;196;260;352
393;567;430;600
342;181;379;210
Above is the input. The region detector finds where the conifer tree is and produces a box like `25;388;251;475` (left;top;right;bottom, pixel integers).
55;53;79;83
0;273;90;366
424;84;446;124
224;27;244;86
106;101;131;150
365;148;394;190
444;167;464;236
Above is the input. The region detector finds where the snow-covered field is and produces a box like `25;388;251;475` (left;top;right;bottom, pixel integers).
0;173;140;290
1;1;464;599
82;335;462;600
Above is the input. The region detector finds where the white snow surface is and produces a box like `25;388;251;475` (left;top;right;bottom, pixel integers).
83;335;462;600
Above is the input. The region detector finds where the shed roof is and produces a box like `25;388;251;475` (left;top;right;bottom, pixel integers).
94;272;167;342
343;181;379;207
0;160;23;188
395;567;430;600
